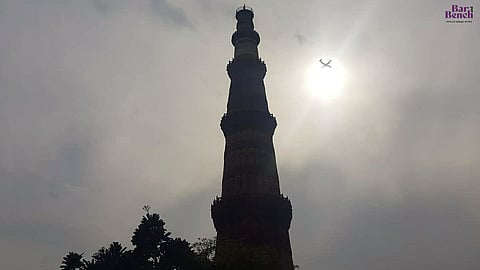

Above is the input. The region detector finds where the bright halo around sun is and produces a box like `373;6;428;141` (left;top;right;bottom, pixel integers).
306;61;347;100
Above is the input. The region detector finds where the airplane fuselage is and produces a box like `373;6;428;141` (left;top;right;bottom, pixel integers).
319;59;332;68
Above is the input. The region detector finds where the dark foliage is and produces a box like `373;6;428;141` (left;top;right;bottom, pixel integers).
132;213;171;261
84;242;130;270
60;210;215;270
192;237;216;262
60;252;85;270
192;237;216;270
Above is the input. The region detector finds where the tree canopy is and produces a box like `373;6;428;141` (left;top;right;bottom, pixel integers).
60;208;215;270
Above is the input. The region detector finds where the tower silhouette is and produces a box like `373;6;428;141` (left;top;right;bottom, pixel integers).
211;6;294;270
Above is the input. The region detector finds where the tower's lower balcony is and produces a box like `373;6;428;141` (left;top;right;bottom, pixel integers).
221;111;277;136
211;194;292;233
211;194;294;270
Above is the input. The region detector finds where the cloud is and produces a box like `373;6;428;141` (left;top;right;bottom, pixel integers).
316;194;479;270
282;158;480;270
0;1;479;270
295;34;306;46
151;0;194;28
91;0;111;15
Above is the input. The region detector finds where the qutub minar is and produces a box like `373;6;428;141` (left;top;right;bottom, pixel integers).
211;6;294;270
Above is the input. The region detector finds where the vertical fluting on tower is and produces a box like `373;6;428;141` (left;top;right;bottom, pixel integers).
211;6;294;270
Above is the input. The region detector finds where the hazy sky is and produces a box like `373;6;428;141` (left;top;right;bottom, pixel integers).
1;0;479;269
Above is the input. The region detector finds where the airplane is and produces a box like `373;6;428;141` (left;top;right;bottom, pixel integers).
319;59;332;68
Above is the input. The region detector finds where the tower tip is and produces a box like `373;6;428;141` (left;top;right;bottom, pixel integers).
236;5;253;14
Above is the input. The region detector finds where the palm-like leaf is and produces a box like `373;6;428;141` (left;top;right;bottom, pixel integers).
92;242;129;269
60;252;85;270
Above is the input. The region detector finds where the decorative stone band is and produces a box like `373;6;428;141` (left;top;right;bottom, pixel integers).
211;194;292;231
227;59;266;79
232;30;260;47
221;111;277;136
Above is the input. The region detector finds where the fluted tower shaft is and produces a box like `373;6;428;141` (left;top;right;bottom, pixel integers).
211;6;294;270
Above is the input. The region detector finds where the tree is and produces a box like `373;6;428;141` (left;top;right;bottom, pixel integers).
192;237;216;270
89;242;129;270
158;238;198;270
192;237;216;262
60;208;213;270
131;212;171;265
60;252;85;270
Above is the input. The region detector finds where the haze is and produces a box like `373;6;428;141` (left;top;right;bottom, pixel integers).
0;1;479;269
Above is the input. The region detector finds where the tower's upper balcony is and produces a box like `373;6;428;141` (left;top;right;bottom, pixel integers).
232;5;259;60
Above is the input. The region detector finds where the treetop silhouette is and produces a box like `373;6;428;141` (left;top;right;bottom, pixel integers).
60;210;214;270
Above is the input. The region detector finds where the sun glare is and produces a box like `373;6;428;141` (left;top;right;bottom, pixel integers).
306;61;347;100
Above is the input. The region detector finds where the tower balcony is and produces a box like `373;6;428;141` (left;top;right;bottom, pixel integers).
221;111;277;136
211;194;292;232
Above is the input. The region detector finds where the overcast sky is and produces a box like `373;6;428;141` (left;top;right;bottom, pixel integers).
1;0;479;269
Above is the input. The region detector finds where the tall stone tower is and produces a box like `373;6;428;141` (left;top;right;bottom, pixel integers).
211;6;294;270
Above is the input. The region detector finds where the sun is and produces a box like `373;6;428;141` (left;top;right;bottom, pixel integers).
306;61;347;100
